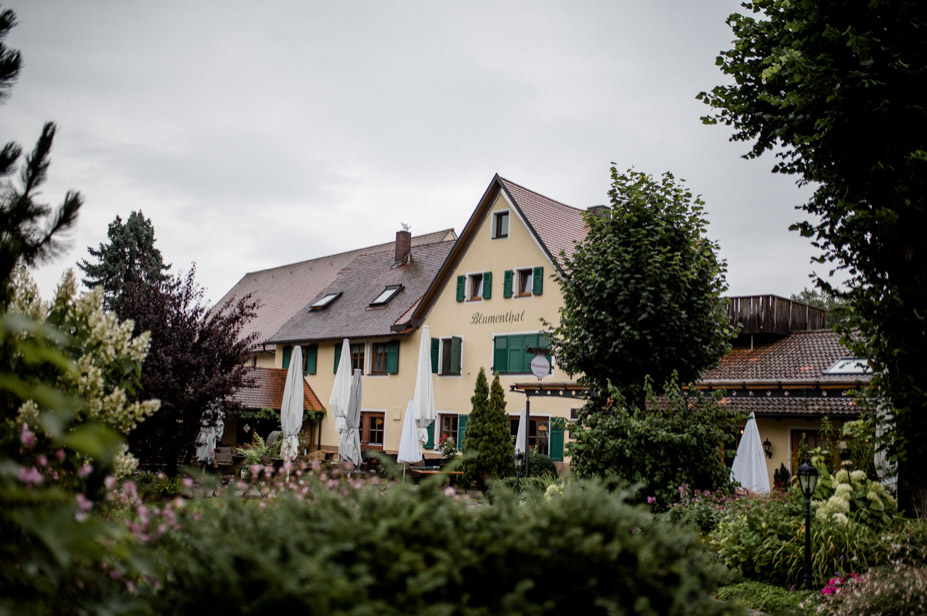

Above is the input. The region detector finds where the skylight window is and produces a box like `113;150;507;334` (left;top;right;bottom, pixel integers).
824;358;872;375
370;285;402;306
310;292;341;310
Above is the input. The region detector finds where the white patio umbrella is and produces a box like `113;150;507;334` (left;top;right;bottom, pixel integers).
329;339;352;435
514;407;528;455
397;399;423;464
731;412;771;494
338;369;363;466
280;345;304;460
412;325;436;446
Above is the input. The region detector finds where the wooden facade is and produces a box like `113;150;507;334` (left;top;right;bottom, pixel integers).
727;295;826;336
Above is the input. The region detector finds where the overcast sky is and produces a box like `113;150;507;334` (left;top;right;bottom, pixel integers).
1;1;829;306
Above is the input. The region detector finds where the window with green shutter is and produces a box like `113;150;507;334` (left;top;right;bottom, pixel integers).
493;333;552;374
456;275;465;302
431;337;439;374
434;336;463;376
533;266;544;296
503;270;513;298
482;271;492;299
333;343;341;373
424;423;435;450
304;344;318;374
457;414;468;450
550;421;564;461
386;340;399;374
282;345;292;369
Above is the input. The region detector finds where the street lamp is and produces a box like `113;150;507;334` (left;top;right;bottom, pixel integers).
797;460;819;590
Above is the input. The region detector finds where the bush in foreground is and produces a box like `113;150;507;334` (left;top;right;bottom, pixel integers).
148;471;742;615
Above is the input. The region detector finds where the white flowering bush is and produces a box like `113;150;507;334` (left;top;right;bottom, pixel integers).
813;466;895;529
10;270;159;476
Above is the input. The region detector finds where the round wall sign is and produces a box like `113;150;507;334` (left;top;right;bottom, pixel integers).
530;354;550;379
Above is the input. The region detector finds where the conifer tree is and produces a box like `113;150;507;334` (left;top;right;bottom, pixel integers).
462;369;515;487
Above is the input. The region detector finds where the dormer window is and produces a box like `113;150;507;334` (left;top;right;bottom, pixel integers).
370;284;403;306
492;211;509;239
310;292;341;310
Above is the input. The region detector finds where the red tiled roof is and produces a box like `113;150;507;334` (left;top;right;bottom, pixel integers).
211;229;456;349
499;177;587;268
700;330;868;384
268;240;455;343
231;367;324;411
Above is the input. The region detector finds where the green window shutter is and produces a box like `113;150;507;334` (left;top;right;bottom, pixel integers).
282;345;292;370
493;336;509;374
482;271;492;299
457;414;468;451
550;423;564;462
533;266;544;296
305;344;317;375
386;340;400;374
450;336;462;375
503;270;513;298
431;337;439;374
333;343;342;374
456;275;465;302
508;334;525;373
425;423;435;450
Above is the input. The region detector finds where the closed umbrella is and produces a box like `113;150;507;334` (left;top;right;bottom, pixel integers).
397;399;423;464
280;345;304;460
514;407;528;455
338;368;363;466
412;325;436;446
731;412;771;494
329;339;352;434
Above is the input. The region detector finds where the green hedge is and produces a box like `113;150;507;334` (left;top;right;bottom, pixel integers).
148;478;741;615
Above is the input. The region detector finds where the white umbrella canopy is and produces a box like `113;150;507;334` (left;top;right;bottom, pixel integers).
280;345;304;460
412;325;436;445
514;407;528;455
397;399;423;464
329;339;352;434
338;369;363;466
731;412;771;494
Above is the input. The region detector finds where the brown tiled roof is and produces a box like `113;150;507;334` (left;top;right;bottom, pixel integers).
211;229;456;349
499;177;587;268
268;240;455;343
700;330;869;385
716;395;862;417
231;367;324;411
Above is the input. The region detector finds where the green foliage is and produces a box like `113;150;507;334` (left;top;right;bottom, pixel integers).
701;0;927;516
236;432;281;468
715;581;813;616
812;464;896;530
569;375;740;507
552;166;732;410
462;369;515;487
790;287;848;330
709;491;884;588
524;447;557;479
78;210;170;312
148;476;741;615
666;486;745;535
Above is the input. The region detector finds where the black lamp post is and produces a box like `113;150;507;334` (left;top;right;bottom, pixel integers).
797;460;819;590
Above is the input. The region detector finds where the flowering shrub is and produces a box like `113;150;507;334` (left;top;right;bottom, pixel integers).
438;433;457;459
812;467;895;529
665;484;746;533
812;566;927;615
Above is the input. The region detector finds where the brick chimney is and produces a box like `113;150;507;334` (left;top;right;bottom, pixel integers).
395;230;412;265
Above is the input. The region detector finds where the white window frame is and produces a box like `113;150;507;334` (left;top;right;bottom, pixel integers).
491;209;510;239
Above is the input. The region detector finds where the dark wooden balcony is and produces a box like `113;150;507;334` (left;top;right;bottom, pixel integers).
727;295;826;337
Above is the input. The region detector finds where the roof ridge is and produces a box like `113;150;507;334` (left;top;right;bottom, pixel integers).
498;176;586;214
240;228;455;276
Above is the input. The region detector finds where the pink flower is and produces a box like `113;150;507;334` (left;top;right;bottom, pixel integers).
182;477;194;488
18;466;43;485
36;455;48;467
55;449;66;462
76;493;93;512
646;496;656;504
78;464;93;478
20;423;35;449
104;475;117;490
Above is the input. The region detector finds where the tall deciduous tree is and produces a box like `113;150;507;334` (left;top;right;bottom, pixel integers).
121;266;258;474
700;0;927;514
78;211;169;312
462;370;515;488
552;167;732;411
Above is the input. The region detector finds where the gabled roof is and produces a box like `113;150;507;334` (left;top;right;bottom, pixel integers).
211;229;456;349
268;239;455;344
231;367;324;411
409;174;587;325
699;330;869;386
